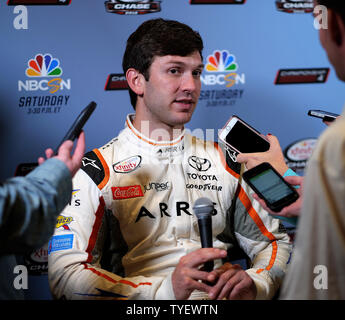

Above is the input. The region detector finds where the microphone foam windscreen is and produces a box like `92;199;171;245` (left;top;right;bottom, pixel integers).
193;197;214;219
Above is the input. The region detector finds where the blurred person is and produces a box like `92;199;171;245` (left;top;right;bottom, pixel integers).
239;0;345;299
0;132;85;299
48;18;291;301
281;0;345;299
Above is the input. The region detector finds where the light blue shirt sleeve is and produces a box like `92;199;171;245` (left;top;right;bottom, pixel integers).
0;158;72;254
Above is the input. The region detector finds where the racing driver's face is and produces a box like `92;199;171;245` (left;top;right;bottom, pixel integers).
137;51;204;134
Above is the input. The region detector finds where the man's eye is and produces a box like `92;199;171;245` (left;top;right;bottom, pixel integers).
169;68;180;74
193;70;202;77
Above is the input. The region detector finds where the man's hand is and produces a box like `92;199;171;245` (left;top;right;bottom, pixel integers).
38;131;85;177
253;175;303;218
236;134;288;176
208;263;256;300
172;248;227;300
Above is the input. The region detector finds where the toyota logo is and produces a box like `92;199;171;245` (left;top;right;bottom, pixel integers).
188;156;211;172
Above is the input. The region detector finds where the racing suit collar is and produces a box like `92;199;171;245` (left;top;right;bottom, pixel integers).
125;114;186;158
125;114;185;147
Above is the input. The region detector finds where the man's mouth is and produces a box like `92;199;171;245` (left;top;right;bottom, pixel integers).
174;99;194;106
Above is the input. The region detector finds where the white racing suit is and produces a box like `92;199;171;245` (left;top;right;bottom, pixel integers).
48;115;291;300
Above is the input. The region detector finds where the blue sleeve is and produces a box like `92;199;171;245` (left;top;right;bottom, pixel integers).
0;158;72;254
283;168;298;178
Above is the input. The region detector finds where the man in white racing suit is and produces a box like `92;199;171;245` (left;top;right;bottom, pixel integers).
48;18;291;300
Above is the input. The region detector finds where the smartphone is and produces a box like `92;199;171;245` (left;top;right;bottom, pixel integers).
307;109;339;122
14;101;96;176
218;116;270;153
243;162;299;212
54;101;96;154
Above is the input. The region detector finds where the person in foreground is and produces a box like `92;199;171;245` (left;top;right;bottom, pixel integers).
0;132;85;299
281;0;345;299
48;18;291;300
238;0;345;299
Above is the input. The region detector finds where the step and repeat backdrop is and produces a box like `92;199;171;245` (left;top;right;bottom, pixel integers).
0;0;344;299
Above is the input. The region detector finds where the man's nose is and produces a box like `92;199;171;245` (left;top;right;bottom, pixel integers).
181;73;198;93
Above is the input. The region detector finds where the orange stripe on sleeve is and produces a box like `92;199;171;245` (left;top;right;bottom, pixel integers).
83;264;152;288
238;186;278;272
214;142;240;179
85;196;105;263
93;148;110;190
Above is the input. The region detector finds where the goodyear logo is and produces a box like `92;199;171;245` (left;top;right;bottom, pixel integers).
56;215;73;230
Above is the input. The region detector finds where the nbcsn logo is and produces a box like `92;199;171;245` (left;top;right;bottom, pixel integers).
201;50;245;88
18;54;71;94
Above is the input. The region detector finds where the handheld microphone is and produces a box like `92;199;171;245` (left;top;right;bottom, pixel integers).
193;197;214;272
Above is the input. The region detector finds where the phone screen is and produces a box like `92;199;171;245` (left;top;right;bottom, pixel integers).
248;168;294;204
225;120;269;153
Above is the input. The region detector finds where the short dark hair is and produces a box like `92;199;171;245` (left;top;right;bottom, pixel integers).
122;18;204;109
316;0;345;24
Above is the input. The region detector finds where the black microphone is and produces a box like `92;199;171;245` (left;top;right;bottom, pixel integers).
193;197;214;272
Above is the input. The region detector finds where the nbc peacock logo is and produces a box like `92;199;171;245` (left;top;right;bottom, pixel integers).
26;54;62;77
18;53;71;114
206;50;238;73
201;49;245;88
18;53;71;94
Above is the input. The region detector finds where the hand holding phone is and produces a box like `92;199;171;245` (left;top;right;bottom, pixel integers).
307;109;339;123
54;101;96;154
218;115;270;154
15;101;96;176
243;162;299;213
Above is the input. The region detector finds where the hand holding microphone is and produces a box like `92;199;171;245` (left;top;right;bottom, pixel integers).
171;197;228;299
193;197;215;272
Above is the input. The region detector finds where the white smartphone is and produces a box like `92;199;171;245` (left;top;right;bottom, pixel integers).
218;116;270;153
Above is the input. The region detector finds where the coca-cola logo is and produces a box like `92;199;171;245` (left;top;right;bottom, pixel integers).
113;155;141;173
285;138;317;161
112;185;144;200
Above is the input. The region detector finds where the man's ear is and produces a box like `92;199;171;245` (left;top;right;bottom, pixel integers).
328;8;345;47
126;68;145;96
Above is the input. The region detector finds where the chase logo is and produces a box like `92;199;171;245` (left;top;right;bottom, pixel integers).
276;0;313;13
26;54;62;77
201;50;245;88
105;0;161;15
